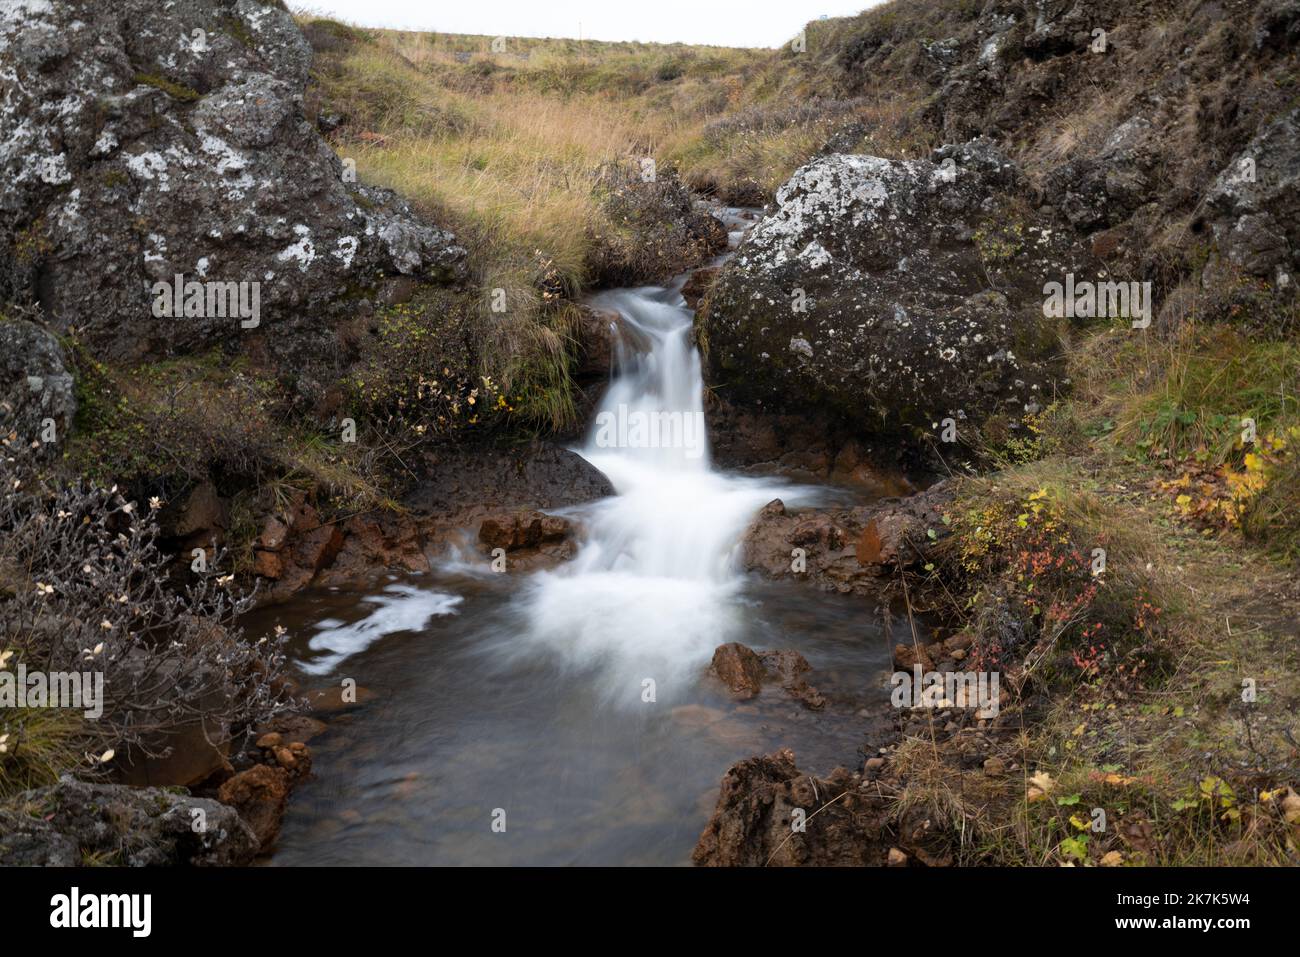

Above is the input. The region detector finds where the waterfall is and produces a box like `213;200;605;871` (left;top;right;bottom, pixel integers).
518;273;809;702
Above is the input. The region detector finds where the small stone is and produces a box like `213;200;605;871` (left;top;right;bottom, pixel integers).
887;847;909;867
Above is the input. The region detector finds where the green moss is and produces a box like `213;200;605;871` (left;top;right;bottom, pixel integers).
133;72;201;103
218;15;256;49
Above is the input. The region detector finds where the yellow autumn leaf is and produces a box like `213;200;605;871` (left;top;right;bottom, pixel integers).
1028;771;1056;796
1100;851;1124;867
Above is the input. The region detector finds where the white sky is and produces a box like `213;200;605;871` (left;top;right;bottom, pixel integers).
293;0;882;49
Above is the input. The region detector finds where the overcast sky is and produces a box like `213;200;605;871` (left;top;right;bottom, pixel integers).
294;0;882;48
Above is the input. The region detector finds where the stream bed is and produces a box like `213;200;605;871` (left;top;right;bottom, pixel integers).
253;206;902;865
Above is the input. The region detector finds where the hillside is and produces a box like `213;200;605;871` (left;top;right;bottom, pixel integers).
0;0;1297;872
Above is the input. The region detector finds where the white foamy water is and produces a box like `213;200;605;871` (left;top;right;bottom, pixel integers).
301;583;462;674
517;281;811;702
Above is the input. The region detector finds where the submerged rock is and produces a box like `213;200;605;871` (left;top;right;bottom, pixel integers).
708;642;826;710
699;142;1096;447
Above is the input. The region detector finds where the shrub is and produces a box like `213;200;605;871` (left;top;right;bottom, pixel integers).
0;451;292;798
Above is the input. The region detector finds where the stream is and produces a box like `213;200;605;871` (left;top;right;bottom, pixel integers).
251;208;901;866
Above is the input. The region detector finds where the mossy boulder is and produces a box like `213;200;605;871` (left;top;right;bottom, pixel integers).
698;141;1098;448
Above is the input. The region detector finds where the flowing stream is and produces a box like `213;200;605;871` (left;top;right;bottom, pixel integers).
255;211;900;865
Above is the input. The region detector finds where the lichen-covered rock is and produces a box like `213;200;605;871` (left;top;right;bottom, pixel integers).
0;775;258;866
1045;116;1158;232
1202;107;1300;290
0;0;466;363
699;142;1096;446
0;315;76;456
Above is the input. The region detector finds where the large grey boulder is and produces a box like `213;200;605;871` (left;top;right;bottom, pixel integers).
0;776;258;866
0;0;466;363
698;141;1097;445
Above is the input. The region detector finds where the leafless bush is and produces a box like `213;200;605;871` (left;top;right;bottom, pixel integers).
0;449;293;778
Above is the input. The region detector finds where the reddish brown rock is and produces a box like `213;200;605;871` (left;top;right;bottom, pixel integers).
681;266;720;310
257;514;290;551
693;749;884;866
291;522;346;574
218;764;291;853
478;510;571;551
575;305;623;378
893;642;935;673
256;715;328;745
710;642;767;698
252;548;283;579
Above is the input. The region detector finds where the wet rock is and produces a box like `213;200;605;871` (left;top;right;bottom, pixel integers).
406;441;615;514
574;305;623;379
710;642;767;698
0;775;257;866
741;480;955;596
893;643;934;673
0;316;76;459
256;714;328;745
699;143;1094;448
303;684;376;714
693;749;884;866
681;266;721;310
0;0;466;365
217;763;291;853
478;510;572;551
709;644;826;709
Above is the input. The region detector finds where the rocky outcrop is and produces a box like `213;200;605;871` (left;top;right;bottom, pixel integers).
692;749;885;866
699;142;1096;448
0;0;466;364
0;776;257;866
741;480;955;595
586;163;728;287
1202;107;1300;289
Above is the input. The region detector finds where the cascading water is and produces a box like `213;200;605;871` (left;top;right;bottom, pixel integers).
514;282;809;701
259;208;897;865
